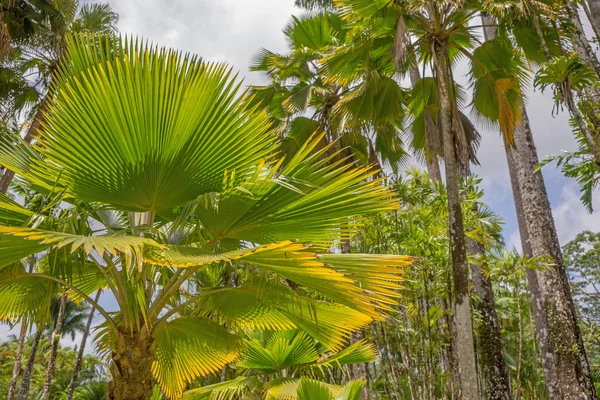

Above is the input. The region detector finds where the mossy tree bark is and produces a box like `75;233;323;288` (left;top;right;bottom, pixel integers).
432;41;479;400
512;112;597;399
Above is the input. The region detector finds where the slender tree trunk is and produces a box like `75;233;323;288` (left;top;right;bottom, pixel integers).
41;292;68;400
482;14;564;398
17;327;43;400
457;126;511;400
566;94;600;166
7;322;27;400
468;239;512;400
107;330;156;400
0;98;48;194
583;0;600;42
66;290;101;400
512;111;597;399
432;42;479;400
565;0;600;78
505;144;562;399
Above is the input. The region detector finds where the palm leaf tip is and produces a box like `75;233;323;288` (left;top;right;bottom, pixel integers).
0;226;164;257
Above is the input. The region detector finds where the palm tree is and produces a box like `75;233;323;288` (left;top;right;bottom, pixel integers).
0;33;412;400
249;12;408;175
484;5;599;397
0;0;118;193
183;330;376;399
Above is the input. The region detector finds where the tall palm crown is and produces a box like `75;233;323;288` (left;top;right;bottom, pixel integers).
0;33;411;400
250;12;408;174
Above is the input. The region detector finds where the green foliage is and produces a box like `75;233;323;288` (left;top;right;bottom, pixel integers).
0;332;108;400
534;55;597;113
538;127;600;212
564;231;600;381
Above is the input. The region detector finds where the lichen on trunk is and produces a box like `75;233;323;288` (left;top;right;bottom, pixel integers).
432;41;479;400
512;112;597;399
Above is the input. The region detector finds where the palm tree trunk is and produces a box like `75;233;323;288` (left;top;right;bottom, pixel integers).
482;14;564;397
458;149;511;399
7;322;27;400
107;330;156;400
512;111;597;399
432;42;479;400
565;0;600;78
505;144;562;399
0;98;48;194
17;326;43;400
66;290;101;400
566;94;600;166
41;292;67;400
583;0;600;42
468;238;512;400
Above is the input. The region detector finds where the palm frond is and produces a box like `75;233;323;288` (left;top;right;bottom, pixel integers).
0;226;164;260
238;331;320;373
181;376;257;400
188;134;399;247
30;33;277;213
0;193;34;225
313;339;376;369
152;316;242;399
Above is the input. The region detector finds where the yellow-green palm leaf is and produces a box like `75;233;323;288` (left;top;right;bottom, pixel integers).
29;33;277;213
152;316;242;399
237;331;320;373
0;226;163;259
0;193;34;225
196;280;374;350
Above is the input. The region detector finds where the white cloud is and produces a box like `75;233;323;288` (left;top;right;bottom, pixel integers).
553;183;600;244
107;0;298;85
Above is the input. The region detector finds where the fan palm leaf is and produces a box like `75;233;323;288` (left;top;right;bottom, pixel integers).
32;33;277;213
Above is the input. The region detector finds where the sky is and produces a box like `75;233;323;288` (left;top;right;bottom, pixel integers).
3;0;600;351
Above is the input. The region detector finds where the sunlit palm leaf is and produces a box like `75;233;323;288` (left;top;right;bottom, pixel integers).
0;226;163;257
0;263;106;321
0;193;34;225
238;331;320;373
162;239;409;319
196;280;375;350
146;241;299;268
0;234;52;270
190;135;398;246
313;339;376;369
31;33;277;213
0;265;53;321
266;377;364;400
297;379;333;400
181;376;257;400
152;316;242;399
